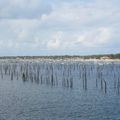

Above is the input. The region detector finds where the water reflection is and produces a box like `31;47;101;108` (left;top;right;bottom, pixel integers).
0;61;120;94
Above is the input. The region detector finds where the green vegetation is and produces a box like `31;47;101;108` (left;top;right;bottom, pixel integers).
0;53;120;60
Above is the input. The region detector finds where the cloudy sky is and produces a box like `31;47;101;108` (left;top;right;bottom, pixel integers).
0;0;120;56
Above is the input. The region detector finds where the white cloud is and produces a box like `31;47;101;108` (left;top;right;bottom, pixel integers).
76;27;111;47
0;0;52;19
47;39;60;49
46;27;112;50
47;31;63;49
41;0;119;27
0;0;120;55
17;30;28;41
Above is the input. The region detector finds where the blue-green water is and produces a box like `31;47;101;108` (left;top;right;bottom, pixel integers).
0;61;120;120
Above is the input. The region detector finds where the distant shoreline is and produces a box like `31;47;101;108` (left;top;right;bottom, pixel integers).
0;58;120;62
0;53;120;61
0;54;120;62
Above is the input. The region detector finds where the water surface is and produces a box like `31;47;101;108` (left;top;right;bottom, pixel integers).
0;60;120;120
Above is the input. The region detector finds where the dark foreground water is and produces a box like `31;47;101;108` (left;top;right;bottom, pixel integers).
0;60;120;120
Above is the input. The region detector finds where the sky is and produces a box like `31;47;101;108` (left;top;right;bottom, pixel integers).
0;0;120;56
